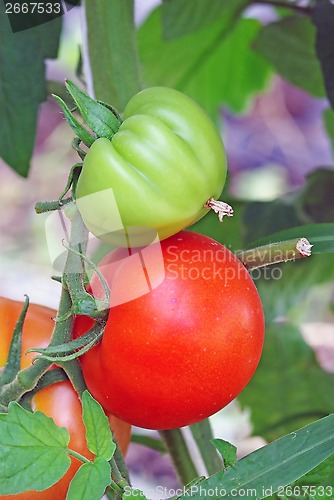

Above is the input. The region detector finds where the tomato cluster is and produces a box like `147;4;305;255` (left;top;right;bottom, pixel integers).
75;231;265;430
0;297;131;499
72;87;265;430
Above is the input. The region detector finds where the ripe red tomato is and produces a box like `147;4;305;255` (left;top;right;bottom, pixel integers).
0;297;131;499
75;231;265;430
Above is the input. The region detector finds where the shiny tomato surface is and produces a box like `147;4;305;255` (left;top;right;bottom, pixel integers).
75;231;265;430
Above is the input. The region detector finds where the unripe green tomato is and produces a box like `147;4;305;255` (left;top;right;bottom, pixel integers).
76;87;227;247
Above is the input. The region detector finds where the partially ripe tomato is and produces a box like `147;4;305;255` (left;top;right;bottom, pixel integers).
75;231;265;430
0;298;56;370
76;87;227;247
0;297;131;499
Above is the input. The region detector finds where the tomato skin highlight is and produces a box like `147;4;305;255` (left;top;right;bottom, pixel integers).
0;297;131;499
76;87;227;247
76;231;265;430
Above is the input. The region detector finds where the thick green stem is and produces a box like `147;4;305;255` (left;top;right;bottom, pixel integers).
0;288;72;407
190;420;223;475
35;197;73;213
109;456;130;490
112;444;131;487
59;360;87;397
159;429;199;486
236;237;312;270
82;0;142;111
0;210;89;407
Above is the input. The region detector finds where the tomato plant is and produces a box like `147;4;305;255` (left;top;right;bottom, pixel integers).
76;86;228;247
0;297;131;499
2;0;334;496
75;231;265;430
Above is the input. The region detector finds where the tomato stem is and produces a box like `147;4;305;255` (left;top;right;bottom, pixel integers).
35;196;73;214
159;429;199;486
190;420;223;475
0;209;89;407
236;237;313;270
67;448;91;464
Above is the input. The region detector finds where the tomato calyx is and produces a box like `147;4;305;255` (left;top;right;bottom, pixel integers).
205;197;234;222
28;320;106;364
53;80;122;149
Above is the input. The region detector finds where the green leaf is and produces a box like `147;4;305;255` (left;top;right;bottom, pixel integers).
253;16;325;97
184;18;272;116
66;457;111;500
82;391;116;461
247;223;334;254
242;168;334;245
65;80;121;139
238;323;334;440
138;6;271;119
210;439;237;468
84;0;141;111
0;403;70;495
253;253;334;324
178;414;334;499
243;199;302;246
161;0;244;39
0;3;61;177
313;0;334;108
293;454;334;488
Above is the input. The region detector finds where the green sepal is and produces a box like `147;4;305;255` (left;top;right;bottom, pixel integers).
72;137;87;161
0;297;29;386
65;80;122;139
27;321;106;361
52;94;95;148
58;163;82;202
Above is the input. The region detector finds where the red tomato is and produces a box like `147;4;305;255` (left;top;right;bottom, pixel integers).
75;231;265;430
0;297;131;499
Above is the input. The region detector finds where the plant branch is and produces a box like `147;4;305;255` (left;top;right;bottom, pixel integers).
82;0;141;110
159;429;199;486
35;197;73;213
0;209;89;407
190;420;223;475
236;237;312;270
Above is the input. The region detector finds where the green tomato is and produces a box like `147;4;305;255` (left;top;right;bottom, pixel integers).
76;87;227;247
